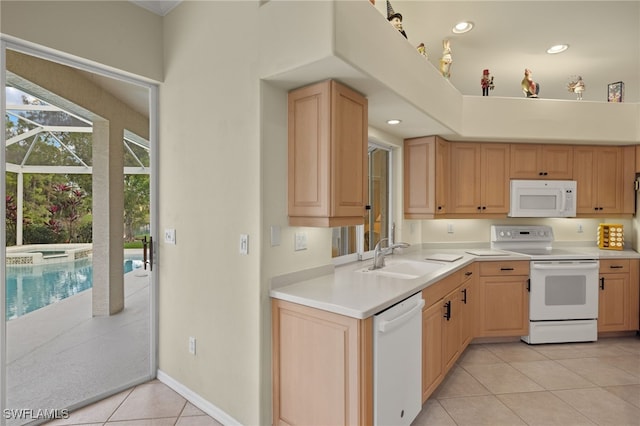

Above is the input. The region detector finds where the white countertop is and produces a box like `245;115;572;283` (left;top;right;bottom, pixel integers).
270;246;640;320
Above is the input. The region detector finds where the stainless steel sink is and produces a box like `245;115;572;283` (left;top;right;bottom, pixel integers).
356;260;445;280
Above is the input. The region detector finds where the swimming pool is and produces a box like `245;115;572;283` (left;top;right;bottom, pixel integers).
5;255;144;320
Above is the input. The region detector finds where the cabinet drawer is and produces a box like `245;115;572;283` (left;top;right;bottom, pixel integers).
423;271;461;308
479;261;529;276
599;259;630;273
460;263;478;283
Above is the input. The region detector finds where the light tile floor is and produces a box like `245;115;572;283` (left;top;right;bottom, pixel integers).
44;380;222;426
413;336;640;426
44;336;639;426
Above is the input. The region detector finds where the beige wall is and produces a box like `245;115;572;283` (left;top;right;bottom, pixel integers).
417;217;634;246
0;1;163;82
159;2;264;424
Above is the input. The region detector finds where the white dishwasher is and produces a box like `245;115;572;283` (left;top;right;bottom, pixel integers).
373;292;424;426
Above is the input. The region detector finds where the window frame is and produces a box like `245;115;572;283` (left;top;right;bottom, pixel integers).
332;140;394;265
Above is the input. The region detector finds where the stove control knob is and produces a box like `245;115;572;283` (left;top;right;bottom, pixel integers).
499;231;505;237
506;231;512;237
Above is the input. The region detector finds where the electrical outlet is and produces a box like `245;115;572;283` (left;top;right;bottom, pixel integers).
188;336;196;355
294;232;307;251
577;224;584;233
447;224;454;234
240;234;249;255
164;228;176;244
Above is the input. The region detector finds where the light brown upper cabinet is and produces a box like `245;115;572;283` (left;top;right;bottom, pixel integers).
403;136;449;219
449;142;510;215
510;144;573;179
573;146;626;215
621;145;636;214
288;80;368;227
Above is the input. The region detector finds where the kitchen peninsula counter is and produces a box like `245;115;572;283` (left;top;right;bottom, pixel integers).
270;246;640;319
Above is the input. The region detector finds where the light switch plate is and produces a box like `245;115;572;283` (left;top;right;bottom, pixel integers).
240;234;249;255
164;228;176;244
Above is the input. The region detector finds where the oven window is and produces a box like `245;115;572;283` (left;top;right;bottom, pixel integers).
545;276;586;305
520;195;557;209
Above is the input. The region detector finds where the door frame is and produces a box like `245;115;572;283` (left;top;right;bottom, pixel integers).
0;35;159;423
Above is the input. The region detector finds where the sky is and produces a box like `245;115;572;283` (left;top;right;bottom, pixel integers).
5;87;40;105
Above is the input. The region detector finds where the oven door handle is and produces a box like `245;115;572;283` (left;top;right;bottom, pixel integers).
531;262;598;271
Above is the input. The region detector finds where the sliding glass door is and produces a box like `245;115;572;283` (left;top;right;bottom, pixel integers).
2;41;157;426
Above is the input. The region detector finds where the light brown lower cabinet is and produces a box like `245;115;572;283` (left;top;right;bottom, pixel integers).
598;258;640;332
459;263;478;348
421;263;477;403
271;299;373;425
477;261;530;337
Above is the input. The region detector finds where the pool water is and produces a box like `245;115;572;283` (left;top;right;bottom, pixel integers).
5;256;144;320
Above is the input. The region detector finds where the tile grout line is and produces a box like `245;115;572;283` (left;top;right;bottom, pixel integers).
173;399;189;426
104;386;135;424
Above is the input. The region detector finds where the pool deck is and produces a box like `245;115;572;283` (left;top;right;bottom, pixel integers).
5;256;152;424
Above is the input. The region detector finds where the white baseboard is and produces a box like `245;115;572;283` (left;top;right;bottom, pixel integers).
157;369;242;426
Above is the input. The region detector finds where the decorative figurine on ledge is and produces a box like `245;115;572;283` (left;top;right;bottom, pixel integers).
481;69;495;96
567;75;585;100
417;43;428;59
521;68;540;98
439;39;452;79
386;0;407;39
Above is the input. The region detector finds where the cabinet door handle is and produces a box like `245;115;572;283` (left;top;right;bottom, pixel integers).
600;277;605;290
464;271;473;277
527;278;531;292
609;265;624;269
461;288;467;304
500;267;514;271
443;301;451;321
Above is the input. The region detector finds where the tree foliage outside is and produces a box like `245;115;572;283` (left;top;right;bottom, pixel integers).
5;91;150;246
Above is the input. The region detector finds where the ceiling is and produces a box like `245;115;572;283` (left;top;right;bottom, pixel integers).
129;0;181;16
89;1;640;140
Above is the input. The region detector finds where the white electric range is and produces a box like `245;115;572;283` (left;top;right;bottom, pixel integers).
491;225;599;344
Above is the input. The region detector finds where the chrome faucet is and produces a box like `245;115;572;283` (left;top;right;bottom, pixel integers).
370;238;410;270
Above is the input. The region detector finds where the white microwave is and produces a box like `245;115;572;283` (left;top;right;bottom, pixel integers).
509;180;577;217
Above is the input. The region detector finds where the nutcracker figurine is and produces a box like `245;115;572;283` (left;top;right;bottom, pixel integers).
481;69;494;96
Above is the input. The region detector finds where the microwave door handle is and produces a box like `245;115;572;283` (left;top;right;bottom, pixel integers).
560;190;567;213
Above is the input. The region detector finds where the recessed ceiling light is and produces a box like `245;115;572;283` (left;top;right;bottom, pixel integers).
547;44;569;54
386;119;402;125
452;21;474;34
